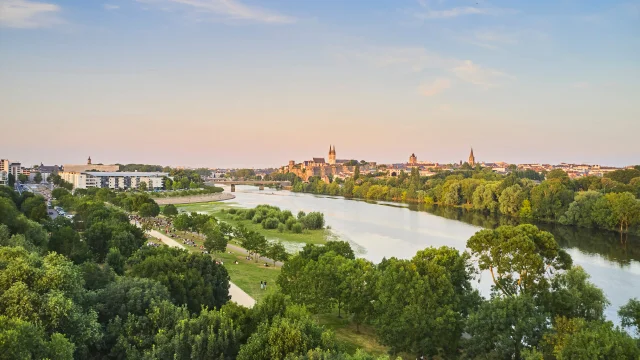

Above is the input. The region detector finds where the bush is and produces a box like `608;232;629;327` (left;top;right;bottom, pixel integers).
300;212;324;230
277;224;285;233
162;204;178;217
245;209;256;220
285;218;296;231
262;217;279;230
252;214;263;224
228;208;237;214
292;223;303;234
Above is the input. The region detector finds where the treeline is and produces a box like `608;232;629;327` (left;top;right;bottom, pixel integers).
293;167;640;234
278;225;640;359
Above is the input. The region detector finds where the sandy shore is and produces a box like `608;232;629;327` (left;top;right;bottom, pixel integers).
154;192;235;205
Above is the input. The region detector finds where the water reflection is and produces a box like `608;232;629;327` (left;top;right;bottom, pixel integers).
421;205;640;267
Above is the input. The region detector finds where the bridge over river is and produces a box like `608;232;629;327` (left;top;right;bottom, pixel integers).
206;180;291;192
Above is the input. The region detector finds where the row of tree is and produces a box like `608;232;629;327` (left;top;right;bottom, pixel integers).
293;167;640;234
223;205;325;233
278;225;640;358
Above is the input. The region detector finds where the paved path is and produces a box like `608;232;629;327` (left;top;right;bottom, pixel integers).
146;229;256;308
154;192;235;205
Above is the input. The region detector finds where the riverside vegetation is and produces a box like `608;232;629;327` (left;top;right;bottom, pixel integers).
3;184;640;359
272;166;640;235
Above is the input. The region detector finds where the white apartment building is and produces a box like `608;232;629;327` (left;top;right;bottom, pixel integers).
0;171;7;186
59;171;169;190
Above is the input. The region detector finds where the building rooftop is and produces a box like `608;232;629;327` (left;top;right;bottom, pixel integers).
85;172;169;177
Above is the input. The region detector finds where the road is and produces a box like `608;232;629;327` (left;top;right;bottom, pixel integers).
146;229;257;308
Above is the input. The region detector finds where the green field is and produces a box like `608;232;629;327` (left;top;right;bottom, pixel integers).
173;201;332;245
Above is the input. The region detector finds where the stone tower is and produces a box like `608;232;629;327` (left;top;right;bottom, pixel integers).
409;153;417;165
328;145;336;165
87;156;92;165
468;148;475;167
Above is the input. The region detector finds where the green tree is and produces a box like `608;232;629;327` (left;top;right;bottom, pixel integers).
49;225;91;264
265;241;288;266
499;184;525;216
373;247;476;356
541;317;639;359
530;181;574;221
20;196;48;222
605;168;640;184
0;316;75;360
467;224;571;297
106;247;126;275
619;298;640;335
138;202;160;217
343;258;376;332
33;172;43;183
138;181;148;191
560;191;603;228
84;222;112;262
162;203;178;217
126;246;230;312
465;295;547;360
18;173;28;183
607;192;640;233
237;308;336;360
204;226;228;254
0;247;102;357
543;266;608;321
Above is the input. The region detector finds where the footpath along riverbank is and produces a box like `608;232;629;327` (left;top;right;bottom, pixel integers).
154;192;235;205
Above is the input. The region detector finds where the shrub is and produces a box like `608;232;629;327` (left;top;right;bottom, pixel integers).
292;223;303;234
228;208;237;214
300;212;324;230
285;218;296;231
262;217;279;230
277;224;285;233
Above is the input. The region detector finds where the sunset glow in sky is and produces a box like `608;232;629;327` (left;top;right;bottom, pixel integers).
1;0;639;168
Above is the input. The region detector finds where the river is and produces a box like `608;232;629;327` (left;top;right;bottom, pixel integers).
222;185;640;325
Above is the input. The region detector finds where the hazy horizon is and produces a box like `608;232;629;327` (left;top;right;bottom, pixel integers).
1;0;639;168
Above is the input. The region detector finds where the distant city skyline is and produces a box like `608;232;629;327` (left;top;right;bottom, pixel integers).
1;0;638;167
3;146;637;170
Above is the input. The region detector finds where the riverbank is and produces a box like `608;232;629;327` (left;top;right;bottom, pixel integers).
154;192;235;205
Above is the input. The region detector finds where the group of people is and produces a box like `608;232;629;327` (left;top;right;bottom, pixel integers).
260;281;268;290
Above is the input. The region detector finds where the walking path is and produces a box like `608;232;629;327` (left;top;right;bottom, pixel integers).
145;229;256;308
154;192;235;205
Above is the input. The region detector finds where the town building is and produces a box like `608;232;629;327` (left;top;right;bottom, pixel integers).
59;171;169;190
409;153;417;165
280;145;375;182
468;148;476;167
0;171;7;186
63;156;119;173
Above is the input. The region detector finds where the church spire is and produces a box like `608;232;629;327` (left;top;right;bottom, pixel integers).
468;147;475;166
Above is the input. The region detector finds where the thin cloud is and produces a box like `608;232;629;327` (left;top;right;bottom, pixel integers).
104;4;120;10
0;0;61;28
419;78;451;96
136;0;296;24
572;82;590;89
340;46;513;89
452;60;513;88
415;6;519;19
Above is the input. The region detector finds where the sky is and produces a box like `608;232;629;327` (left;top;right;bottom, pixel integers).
1;0;639;168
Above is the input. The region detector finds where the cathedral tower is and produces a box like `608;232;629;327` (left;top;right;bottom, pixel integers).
328;145;336;165
87;156;92;165
409;153;417;165
468;148;475;167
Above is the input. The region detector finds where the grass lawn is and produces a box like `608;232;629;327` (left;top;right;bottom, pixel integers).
158;229;280;302
315;311;389;357
171;201;331;245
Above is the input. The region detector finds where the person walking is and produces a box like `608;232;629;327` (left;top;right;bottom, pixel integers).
260;281;264;290
263;281;267;290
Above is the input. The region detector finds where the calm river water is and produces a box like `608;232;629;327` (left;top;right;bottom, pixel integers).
223;185;640;325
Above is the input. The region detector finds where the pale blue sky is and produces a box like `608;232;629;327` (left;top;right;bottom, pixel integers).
1;0;638;168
